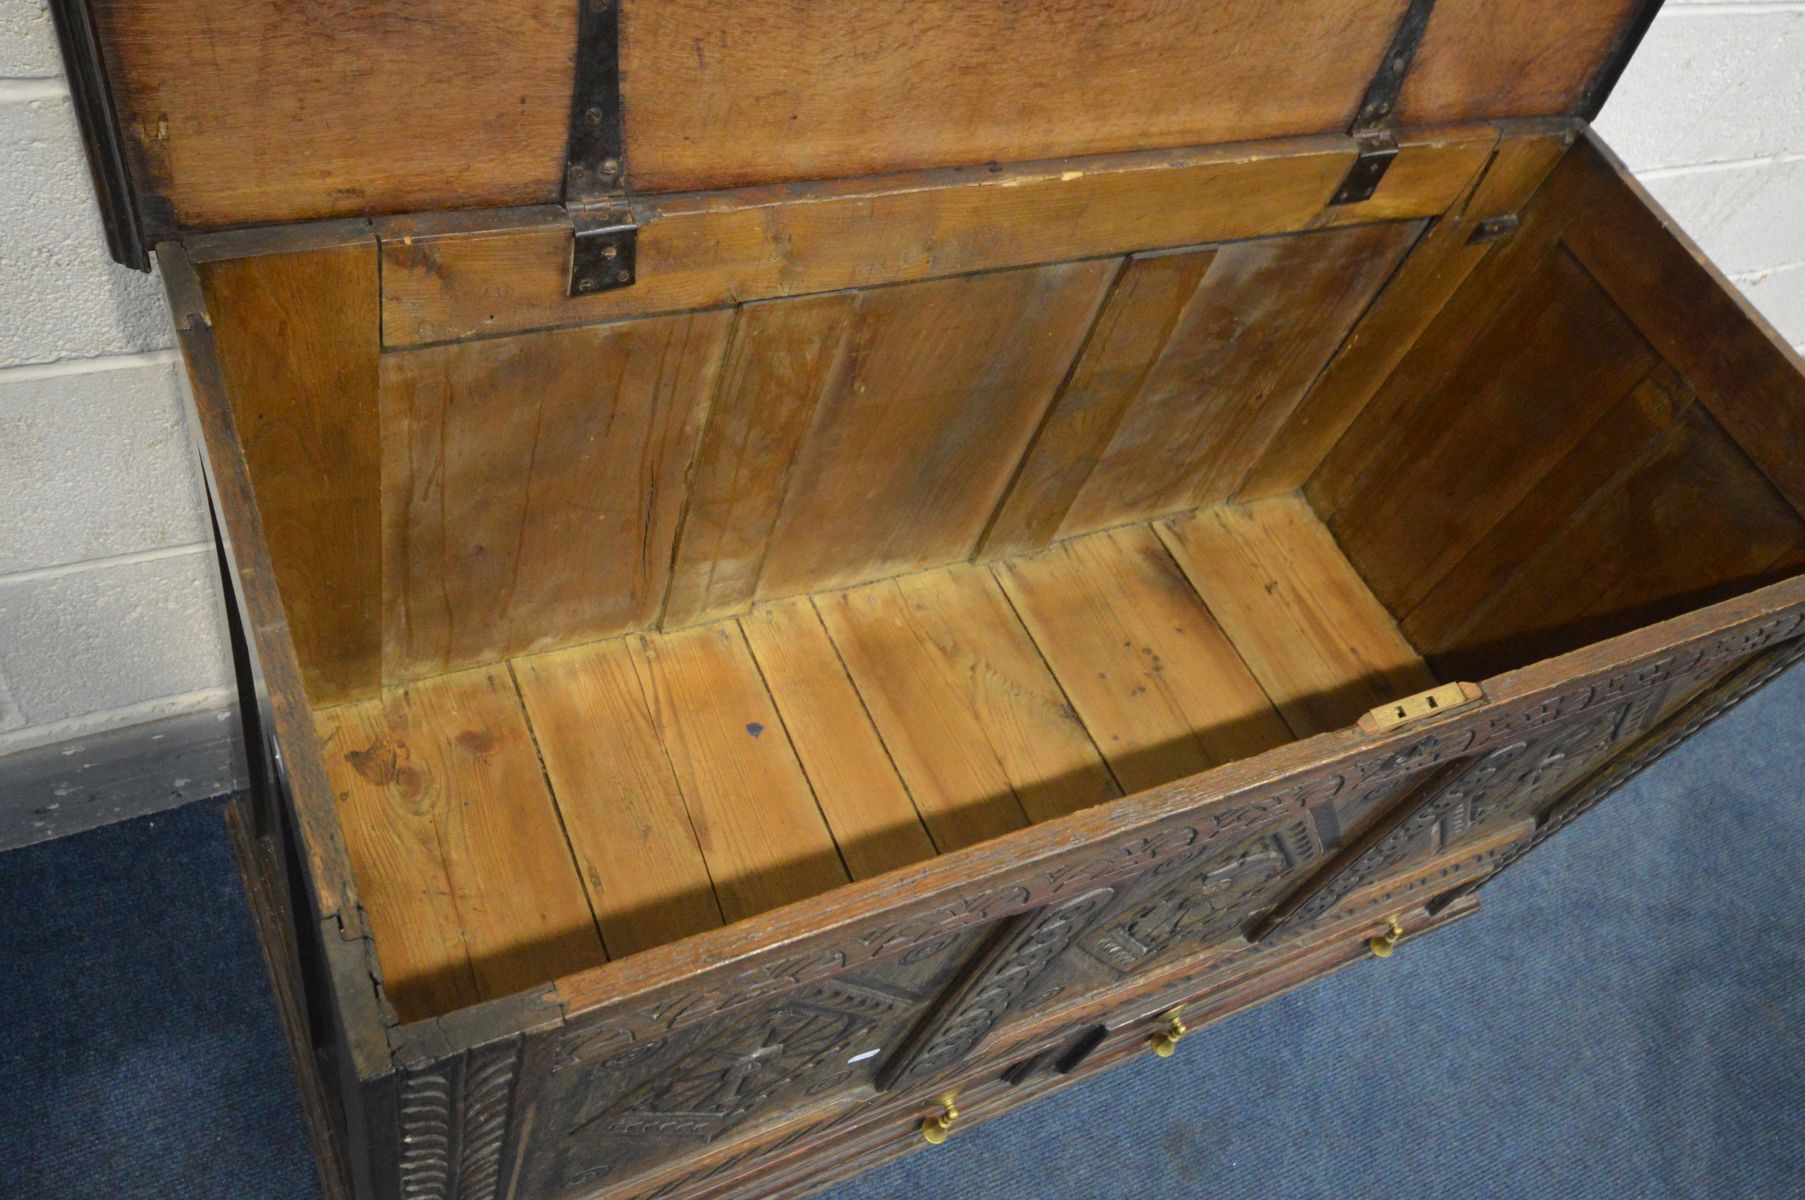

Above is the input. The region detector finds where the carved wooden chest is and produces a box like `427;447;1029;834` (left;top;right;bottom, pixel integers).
52;1;1805;1197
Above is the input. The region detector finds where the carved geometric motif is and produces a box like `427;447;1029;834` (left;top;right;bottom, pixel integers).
876;887;1117;1091
538;934;975;1196
1438;685;1667;849
569;1000;880;1142
1264;687;1674;938
1077;835;1285;974
1443;634;1805;911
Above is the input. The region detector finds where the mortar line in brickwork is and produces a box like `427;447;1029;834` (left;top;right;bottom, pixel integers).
0;79;70;102
1638;149;1805;181
0;350;181;384
0;542;211;588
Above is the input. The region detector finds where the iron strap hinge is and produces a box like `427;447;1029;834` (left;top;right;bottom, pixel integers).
1329;0;1437;206
563;0;638;296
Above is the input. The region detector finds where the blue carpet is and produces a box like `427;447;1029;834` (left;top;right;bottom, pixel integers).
4;666;1803;1199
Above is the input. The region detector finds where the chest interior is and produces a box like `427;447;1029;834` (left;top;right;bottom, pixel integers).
177;132;1805;1024
81;1;1803;1028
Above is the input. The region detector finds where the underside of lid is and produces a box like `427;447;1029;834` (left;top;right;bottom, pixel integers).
52;0;1663;269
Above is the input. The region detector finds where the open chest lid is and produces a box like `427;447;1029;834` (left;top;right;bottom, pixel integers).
56;0;1659;270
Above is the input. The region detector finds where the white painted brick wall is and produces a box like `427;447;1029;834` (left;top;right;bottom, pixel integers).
0;2;230;758
1597;2;1805;354
0;2;1800;771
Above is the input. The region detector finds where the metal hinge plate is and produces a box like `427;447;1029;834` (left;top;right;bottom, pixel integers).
568;204;638;296
1329;133;1400;206
563;0;637;296
1329;0;1436;207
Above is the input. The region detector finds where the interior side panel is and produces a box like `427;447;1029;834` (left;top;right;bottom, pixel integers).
1311;134;1805;676
198;236;383;706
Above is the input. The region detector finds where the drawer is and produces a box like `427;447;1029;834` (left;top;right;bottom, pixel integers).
50;3;1805;1198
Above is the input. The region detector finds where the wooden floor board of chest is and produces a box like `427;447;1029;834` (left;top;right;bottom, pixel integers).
53;2;1805;1197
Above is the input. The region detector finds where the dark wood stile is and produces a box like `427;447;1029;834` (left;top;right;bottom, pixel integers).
159;244;404;1198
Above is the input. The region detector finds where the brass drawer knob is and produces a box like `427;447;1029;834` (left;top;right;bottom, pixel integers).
920;1095;959;1144
1369;915;1404;958
1148;1009;1188;1058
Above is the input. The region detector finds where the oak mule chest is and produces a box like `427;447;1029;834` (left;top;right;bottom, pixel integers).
51;1;1805;1197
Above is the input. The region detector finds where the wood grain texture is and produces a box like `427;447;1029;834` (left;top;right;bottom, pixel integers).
199;239;381;706
378;132;1496;347
618;0;1405;193
994;526;1293;793
1325;245;1659;617
1428;404;1805;679
379;311;732;680
1059;223;1422;536
978;250;1211;560
740;599;940;878
314;666;603;1023
817;565;1121;850
1239;127;1572;500
1306;139;1606;511
92;0;571;229
663;295;853;628
1559;134;1805;521
754;262;1116;598
1397;0;1641;125
513;644;724;960
549;573;1805;1027
96;0;1630;233
1404;365;1697;649
628;623;849;924
1158;497;1438;737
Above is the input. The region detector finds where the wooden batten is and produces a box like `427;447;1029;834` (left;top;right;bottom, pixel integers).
374;130;1497;347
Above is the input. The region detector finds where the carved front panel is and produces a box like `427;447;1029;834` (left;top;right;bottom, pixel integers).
876;886;1118;1091
1261;670;1704;940
483;611;1805;1200
516;931;978;1197
975;769;1431;1028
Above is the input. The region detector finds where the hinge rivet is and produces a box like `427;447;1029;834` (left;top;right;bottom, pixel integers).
601;156;620;176
601;244;618;259
585;106;604;126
